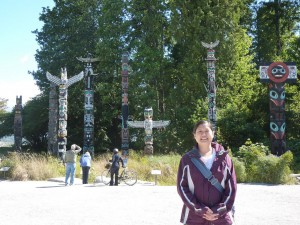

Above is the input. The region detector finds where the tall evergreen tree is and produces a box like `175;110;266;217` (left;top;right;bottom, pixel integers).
94;0;130;151
126;0;174;152
251;0;300;63
167;0;262;150
31;0;100;152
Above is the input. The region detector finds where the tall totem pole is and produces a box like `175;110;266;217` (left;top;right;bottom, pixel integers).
14;96;22;151
121;52;130;156
77;54;99;156
47;82;58;155
127;107;170;155
201;41;219;140
260;62;297;156
46;68;84;158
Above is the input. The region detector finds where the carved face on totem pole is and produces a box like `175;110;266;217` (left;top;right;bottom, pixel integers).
144;107;153;120
268;63;289;83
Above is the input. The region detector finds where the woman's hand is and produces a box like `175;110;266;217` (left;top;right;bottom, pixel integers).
202;208;218;221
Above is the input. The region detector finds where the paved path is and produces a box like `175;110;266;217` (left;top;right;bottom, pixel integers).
0;179;299;225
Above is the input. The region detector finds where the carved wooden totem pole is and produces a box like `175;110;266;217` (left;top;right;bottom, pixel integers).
260;62;297;156
46;68;84;158
127;107;170;155
14;96;22;151
77;53;99;156
201;40;219;141
47;82;58;155
121;52;130;156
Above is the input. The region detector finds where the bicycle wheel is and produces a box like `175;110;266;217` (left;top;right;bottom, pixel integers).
123;169;137;186
101;169;111;185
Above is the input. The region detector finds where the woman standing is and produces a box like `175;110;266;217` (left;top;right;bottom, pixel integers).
177;120;237;225
80;151;92;184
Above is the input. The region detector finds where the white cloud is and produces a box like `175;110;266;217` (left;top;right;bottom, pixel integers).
20;54;31;64
0;79;40;112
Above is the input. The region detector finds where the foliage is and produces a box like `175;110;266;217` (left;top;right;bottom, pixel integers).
1;148;296;185
31;0;101;151
248;152;294;184
0;98;13;138
287;140;300;173
235;140;295;184
0;111;14;138
0;98;8;113
232;157;247;183
1;0;300;157
1;150;181;185
21;95;49;151
236;139;269;166
1;152;64;181
251;0;300;63
127;150;181;185
218;105;266;148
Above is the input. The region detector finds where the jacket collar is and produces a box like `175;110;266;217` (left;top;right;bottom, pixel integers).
192;142;227;157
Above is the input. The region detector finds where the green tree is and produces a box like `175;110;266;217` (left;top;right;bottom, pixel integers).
6;0;299;156
0;98;13;138
126;0;175;152
94;0;130;151
0;98;8;113
21;95;49;151
31;0;100;152
168;0;261;151
251;0;300;63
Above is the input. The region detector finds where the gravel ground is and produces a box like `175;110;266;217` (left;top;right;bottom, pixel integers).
0;178;300;225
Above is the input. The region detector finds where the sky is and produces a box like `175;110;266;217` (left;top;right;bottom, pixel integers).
0;0;55;112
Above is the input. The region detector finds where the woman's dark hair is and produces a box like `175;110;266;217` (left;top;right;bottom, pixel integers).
192;120;213;134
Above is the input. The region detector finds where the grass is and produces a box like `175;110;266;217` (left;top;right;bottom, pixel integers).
0;150;181;185
1;149;297;185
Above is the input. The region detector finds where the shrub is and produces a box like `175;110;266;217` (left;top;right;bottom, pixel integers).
248;152;294;184
235;140;295;184
287;140;300;173
232;157;246;183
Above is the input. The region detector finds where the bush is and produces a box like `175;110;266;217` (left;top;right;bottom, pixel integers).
287;140;300;173
232;157;246;183
252;152;294;184
235;140;295;184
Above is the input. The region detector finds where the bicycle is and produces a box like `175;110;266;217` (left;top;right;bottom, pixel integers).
101;164;138;186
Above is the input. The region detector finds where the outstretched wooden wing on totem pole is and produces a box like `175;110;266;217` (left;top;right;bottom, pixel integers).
46;70;84;87
46;68;84;155
127;107;170;154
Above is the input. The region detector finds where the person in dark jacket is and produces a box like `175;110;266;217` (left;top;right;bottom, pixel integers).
177;120;237;225
80;151;92;184
110;148;124;186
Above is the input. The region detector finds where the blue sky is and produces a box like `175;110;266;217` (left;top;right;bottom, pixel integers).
0;0;55;111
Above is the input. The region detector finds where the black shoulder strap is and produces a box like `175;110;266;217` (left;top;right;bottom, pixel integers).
189;149;224;193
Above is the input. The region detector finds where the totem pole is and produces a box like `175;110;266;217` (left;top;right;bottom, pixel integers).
47;82;58;155
121;52;130;156
14;96;22;151
127;107;170;155
77;53;99;156
201;40;219;141
260;62;297;156
46;68;84;159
